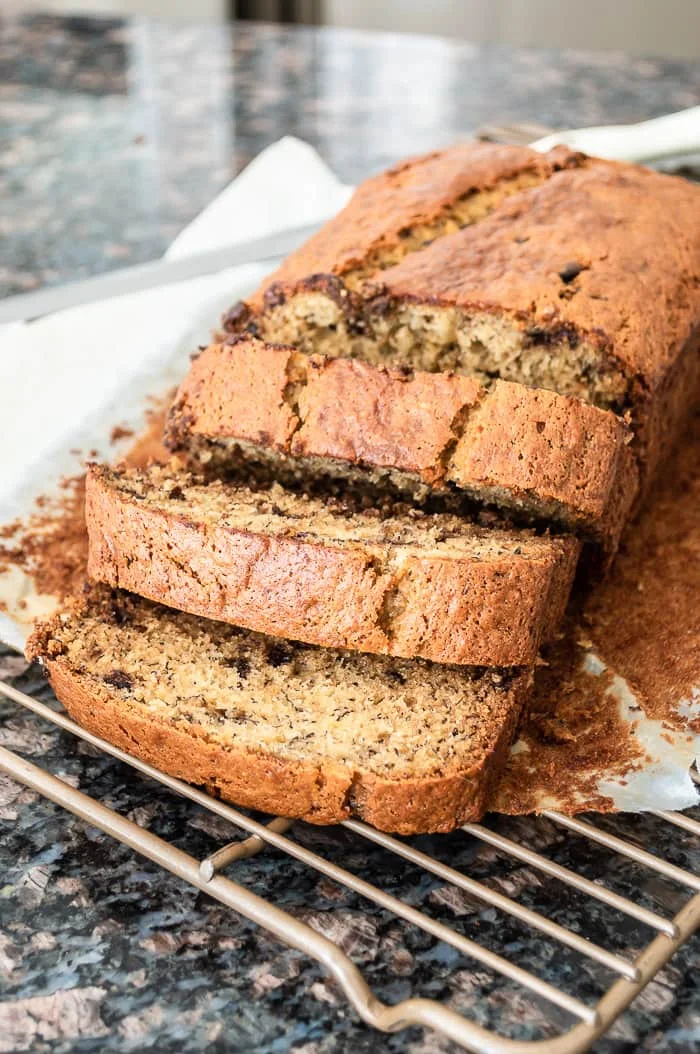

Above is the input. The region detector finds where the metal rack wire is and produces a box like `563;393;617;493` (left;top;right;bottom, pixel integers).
1;676;698;1054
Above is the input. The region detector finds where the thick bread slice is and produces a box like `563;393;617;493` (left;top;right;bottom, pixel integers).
230;146;700;493
27;587;532;834
85;464;579;666
166;338;638;551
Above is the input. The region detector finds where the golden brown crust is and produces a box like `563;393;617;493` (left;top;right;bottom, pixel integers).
173;339;300;450
85;465;578;666
450;379;639;550
247;142;581;311
167;340;480;486
292;354;481;485
31;650;530;835
225;145;700;500
374;158;700;396
167;339;637;549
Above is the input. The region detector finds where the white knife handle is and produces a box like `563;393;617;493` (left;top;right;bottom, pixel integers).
530;105;700;163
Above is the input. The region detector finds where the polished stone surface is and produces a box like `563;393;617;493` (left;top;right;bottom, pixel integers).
2;13;700;298
1;12;699;1053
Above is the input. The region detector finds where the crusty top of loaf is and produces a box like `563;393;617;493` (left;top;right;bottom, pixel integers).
372;159;700;393
247;142;582;310
238;143;700;399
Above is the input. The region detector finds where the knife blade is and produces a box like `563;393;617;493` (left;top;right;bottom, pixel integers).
0;221;327;326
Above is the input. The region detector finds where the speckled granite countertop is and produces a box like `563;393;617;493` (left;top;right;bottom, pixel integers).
0;13;699;1053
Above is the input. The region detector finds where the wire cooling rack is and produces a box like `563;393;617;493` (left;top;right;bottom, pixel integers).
1;676;698;1054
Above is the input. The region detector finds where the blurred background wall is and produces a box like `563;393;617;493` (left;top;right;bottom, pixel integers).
8;0;700;59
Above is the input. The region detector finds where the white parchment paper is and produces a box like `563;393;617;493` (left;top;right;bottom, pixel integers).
0;137;351;648
1;137;697;814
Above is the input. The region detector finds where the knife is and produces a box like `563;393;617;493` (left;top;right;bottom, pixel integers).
0;221;326;326
530;105;700;162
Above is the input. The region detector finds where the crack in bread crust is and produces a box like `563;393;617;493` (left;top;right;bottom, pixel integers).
245;142;585;313
438;395;485;480
341;168;558;289
280;349;309;434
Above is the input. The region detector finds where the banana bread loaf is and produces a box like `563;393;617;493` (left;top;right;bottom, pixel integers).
27;586;532;834
166;337;638;551
85;463;579;666
225;143;700;497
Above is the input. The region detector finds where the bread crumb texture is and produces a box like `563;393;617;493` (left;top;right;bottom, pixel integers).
28;585;530;832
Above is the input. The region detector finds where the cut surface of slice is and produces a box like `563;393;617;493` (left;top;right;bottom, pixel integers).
27;586;532;833
85;464;579;666
166;338;638;551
